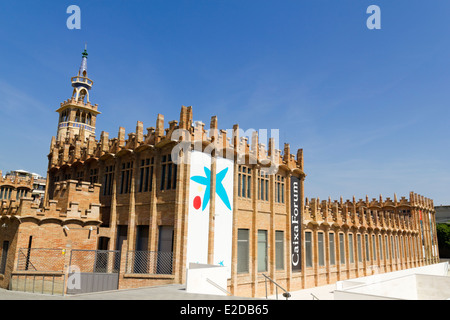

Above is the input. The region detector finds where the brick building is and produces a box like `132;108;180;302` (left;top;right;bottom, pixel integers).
0;49;440;297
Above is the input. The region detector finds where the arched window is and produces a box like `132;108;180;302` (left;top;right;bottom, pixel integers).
75;110;81;122
86;113;91;125
81;112;86;124
79;89;87;102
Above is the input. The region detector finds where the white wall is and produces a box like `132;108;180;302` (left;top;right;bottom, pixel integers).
334;262;450;300
186;263;229;296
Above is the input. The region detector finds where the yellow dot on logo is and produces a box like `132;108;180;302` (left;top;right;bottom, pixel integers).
198;186;203;192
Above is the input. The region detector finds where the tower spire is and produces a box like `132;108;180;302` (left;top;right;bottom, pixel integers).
71;44;93;103
55;46;100;142
78;43;88;77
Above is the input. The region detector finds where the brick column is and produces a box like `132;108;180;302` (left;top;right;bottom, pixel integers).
208;149;216;265
126;155;138;252
172;148;186;283
230;153;239;295
108;158;119;251
148;150;160;252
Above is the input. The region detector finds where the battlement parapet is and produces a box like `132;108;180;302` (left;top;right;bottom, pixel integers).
57;97;100;113
303;192;434;233
0;180;101;225
48;105;305;174
0;171;34;188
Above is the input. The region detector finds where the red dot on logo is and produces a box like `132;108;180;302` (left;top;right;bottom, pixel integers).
193;196;201;210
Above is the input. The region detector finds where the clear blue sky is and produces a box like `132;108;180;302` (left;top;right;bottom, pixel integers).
0;1;449;205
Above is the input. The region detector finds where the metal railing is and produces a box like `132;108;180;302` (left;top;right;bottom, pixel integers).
262;274;291;300
71;76;93;86
311;293;320;300
69;249;120;273
10;273;65;296
126;251;173;275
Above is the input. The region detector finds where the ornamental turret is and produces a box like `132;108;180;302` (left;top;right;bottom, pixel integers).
55;45;100;142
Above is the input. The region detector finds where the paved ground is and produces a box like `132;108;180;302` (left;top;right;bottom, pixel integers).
0;283;337;300
0;282;337;300
268;283;335;300
0;284;258;300
4;260;448;300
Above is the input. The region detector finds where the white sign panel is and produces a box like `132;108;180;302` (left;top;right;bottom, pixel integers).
186;151;211;266
213;156;234;278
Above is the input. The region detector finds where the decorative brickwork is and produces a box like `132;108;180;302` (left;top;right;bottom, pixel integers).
0;49;440;298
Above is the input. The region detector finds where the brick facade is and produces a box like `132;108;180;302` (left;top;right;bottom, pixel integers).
0;51;440;297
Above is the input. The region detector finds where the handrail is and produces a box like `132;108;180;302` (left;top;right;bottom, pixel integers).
311;293;320;300
206;278;232;296
262;273;291;300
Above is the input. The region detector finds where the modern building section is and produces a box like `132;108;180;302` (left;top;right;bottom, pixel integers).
435;206;450;224
0;49;441;297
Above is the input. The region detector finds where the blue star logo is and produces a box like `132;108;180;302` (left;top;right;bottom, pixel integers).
191;167;231;211
218;260;224;267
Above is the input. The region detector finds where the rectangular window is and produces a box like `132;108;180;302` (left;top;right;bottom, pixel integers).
237;229;249;273
275;231;284;270
349;233;354;264
120;161;133;194
139;158;154;192
405;237;409;260
161;156;166;190
238;174;241;197
76;170;84;181
89;168;99;184
242;171;246;197
339;233;345;265
160;154;177;191
357;234;362;262
379;235;383;260
385;236;389;260
318;232;325;266
396;236;400;261
0;241;9;274
275;175;285;203
391;236;395;261
258;171;269;201
103;165;115;196
365;234;370;262
257;230;268;272
238;166;252;198
401;236;405;260
329;233;335;266
372;234;377;261
1;187;12;200
247;174;251;199
305;231;313;268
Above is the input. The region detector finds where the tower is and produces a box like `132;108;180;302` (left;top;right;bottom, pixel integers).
55;46;101;142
